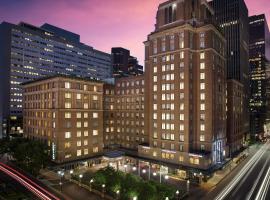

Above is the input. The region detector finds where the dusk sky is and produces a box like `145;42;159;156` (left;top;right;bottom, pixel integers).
0;0;269;65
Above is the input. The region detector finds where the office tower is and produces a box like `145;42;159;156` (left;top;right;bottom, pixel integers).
22;75;104;163
103;75;147;149
249;14;270;136
140;0;227;178
212;0;250;137
0;22;112;138
112;47;143;78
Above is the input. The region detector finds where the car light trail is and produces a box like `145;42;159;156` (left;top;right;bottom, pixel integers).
214;142;270;200
255;167;270;200
0;162;60;200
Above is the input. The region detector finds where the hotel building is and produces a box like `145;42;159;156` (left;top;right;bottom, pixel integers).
103;75;147;150
139;0;227;172
22;76;104;163
0;22;112;138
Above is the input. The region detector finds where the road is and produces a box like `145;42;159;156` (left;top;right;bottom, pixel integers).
0;162;61;200
205;141;270;200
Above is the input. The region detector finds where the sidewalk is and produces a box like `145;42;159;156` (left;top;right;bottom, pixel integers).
39;169;102;200
201;145;257;190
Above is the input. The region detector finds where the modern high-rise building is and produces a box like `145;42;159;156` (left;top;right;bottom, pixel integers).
249;14;270;136
22;75;104;163
140;0;227;178
212;0;250;137
111;47;143;78
0;22;112;138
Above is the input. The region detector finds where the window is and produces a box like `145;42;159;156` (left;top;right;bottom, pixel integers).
83;122;88;127
76;112;82;118
200;83;205;90
76;122;81;128
200;135;205;142
93;95;98;100
200;73;205;80
84;113;88;118
64;142;71;148
65;93;71;99
153;40;157;54
93;130;98;136
161;37;166;52
153;66;157;73
84;131;89;136
200;93;205;100
200;104;205;111
180;82;184;90
180;114;184;121
93;147;99;153
77;150;82;156
77;131;81;137
170;35;175;50
84;149;88;155
93;112;98;118
65;102;71;109
180;51;184;59
200;63;205;69
65;112;71;119
65;82;71;89
180;134;184;141
200;52;205;59
84;140;88;146
65;132;71;139
179;124;184;131
83;103;89;109
76;93;81;100
179;156;184;162
153;76;157;82
77;140;81;147
200;124;205;131
83;85;88;91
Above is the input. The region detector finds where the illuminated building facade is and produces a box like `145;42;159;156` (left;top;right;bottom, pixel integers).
22;76;104;163
0;22;112;138
140;0;227;174
249;14;270;136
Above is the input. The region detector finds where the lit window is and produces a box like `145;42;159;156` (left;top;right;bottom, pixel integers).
84;113;88;118
200;63;205;69
93;147;99;153
65;93;71;99
93;130;98;136
200;124;205;131
84;131;89;136
65;102;71;109
84;140;88;146
180;82;184;90
93;112;98;118
93;95;98;100
77;131;81;137
65;82;71;89
179;156;184;162
65;112;71;119
180;134;184;141
76;122;81;128
179;125;184;131
84;149;88;155
200;135;205;142
200;53;205;59
77;150;82;156
200;73;205;80
200;93;205;100
65;132;71;139
180;51;184;59
76;93;81;100
200;83;205;90
76;112;81;118
180;114;184;121
84;122;88;128
83;103;89;109
77;141;81;147
200;104;205;111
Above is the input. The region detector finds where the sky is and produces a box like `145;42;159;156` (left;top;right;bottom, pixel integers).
0;0;269;65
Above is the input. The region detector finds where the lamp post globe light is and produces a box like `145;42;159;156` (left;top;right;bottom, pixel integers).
102;184;106;198
90;179;94;192
79;174;83;186
165;175;169;180
116;190;120;199
133;196;137;200
132;166;137;171
176;190;180;200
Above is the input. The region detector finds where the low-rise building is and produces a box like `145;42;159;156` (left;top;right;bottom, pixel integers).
22;75;104;163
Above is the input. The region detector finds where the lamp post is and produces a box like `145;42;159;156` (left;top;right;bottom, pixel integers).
79;174;83;186
58;170;64;191
116;190;120;199
187;180;190;194
165;197;169;200
133;196;137;200
69;170;73;181
176;190;179;200
102;184;106;198
89;179;94;192
124;164;128;173
148;164;151;180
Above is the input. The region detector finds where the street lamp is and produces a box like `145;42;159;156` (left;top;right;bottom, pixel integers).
79;174;83;186
187;180;190;194
90;179;94;192
165;197;169;200
164;175;169;180
176;190;179;200
116;190;120;199
102;184;106;198
69;170;73;181
58;170;64;191
142;169;146;174
133;196;137;200
153;172;157;176
132;166;137;171
124;164;128;173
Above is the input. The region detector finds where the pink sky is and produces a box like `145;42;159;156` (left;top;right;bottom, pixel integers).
0;0;269;65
